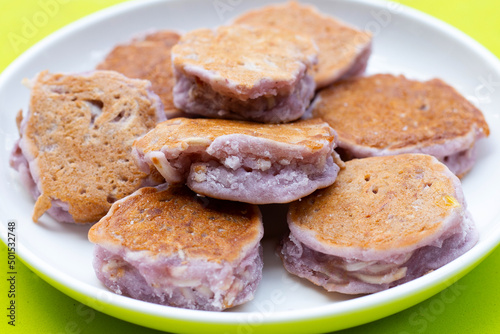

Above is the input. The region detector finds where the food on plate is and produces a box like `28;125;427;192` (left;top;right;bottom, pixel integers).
280;154;478;294
171;25;318;123
97;29;185;119
233;1;372;89
6;0;491;317
132;117;340;204
310;74;490;177
88;184;264;311
10;70;165;223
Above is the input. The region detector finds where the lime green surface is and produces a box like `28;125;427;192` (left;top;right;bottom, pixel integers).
1;0;500;333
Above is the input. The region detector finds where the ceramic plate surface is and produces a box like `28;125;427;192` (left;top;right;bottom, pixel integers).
1;0;500;333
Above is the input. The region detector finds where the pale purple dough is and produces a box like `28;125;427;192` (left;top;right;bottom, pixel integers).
279;212;478;294
187;156;338;204
173;71;316;123
93;243;263;311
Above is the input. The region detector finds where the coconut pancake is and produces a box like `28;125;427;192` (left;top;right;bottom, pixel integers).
281;154;478;294
132;118;340;204
171;25;318;123
89;184;263;311
9;70;165;223
311;74;490;177
233;1;372;89
97;30;184;119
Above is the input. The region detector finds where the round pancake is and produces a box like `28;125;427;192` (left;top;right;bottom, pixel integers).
233;1;372;88
88;185;263;263
18;70;164;223
97;30;183;119
288;154;466;259
311;74;490;153
134;117;335;156
171;25;317;100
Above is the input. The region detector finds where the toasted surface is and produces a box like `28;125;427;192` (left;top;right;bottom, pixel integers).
289;154;464;252
97;30;182;118
21;70;163;223
134;118;335;154
88;185;263;263
312;74;490;151
233;1;372;88
171;25;317;99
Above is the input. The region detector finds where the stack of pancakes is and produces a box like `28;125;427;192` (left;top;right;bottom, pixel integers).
10;1;489;311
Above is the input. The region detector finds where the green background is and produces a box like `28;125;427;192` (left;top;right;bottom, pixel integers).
1;0;499;333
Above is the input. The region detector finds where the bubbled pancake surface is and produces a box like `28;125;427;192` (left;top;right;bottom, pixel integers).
289;154;462;251
134;118;335;154
97;30;182;118
312;74;490;151
171;25;317;99
88;186;262;263
233;1;371;89
23;71;161;223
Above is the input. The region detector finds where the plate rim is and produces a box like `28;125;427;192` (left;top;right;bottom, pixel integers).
2;0;500;332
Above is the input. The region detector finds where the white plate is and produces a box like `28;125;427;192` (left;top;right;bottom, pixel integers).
1;0;500;333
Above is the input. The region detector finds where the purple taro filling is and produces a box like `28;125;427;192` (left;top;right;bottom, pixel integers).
279;212;478;294
188;155;339;204
134;134;339;204
173;72;316;123
93;244;263;311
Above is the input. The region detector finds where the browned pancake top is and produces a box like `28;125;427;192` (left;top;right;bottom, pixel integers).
97;30;181;118
312;74;490;150
88;186;262;262
22;70;162;223
289;154;462;250
233;1;371;88
134;118;335;153
171;25;317;98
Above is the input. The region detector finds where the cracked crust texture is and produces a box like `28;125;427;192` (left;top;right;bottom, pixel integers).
13;70;165;223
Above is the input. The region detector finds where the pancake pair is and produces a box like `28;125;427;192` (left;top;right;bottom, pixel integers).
132;117;340;205
279;154;478;294
88;185;263;311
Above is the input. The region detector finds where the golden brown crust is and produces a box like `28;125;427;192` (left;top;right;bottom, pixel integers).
312;74;490;150
134;118;335;154
233;1;371;88
171;25;317;99
97;30;182;118
22;70;162;223
88;185;262;263
15;109;23;133
289;154;462;251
